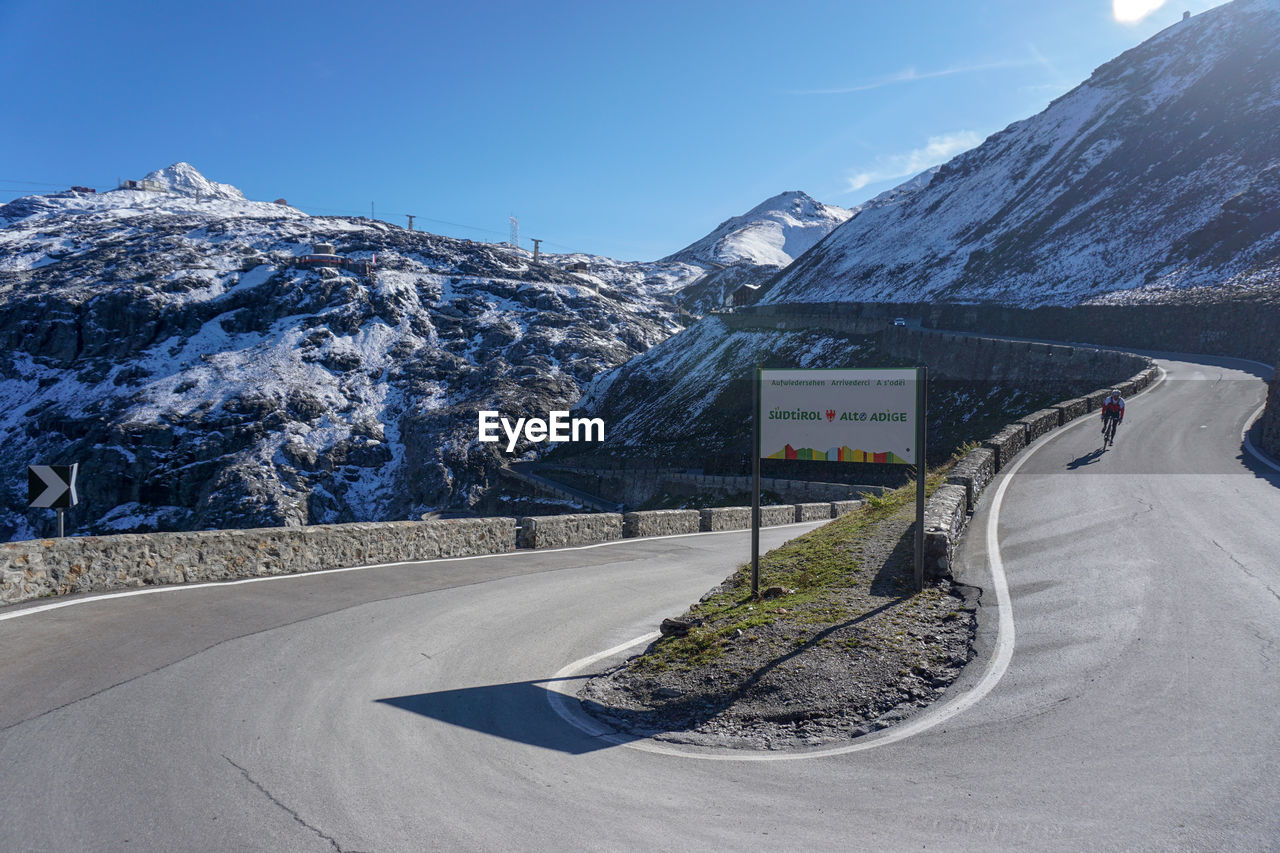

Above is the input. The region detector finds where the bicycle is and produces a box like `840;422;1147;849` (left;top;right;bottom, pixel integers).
1101;414;1120;449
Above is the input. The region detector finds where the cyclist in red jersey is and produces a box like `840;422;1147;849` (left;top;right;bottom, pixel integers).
1100;389;1125;443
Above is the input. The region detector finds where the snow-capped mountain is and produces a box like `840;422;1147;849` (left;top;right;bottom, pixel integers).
662;191;851;268
0;165;700;539
142;161;246;200
763;0;1280;308
653;191;852;313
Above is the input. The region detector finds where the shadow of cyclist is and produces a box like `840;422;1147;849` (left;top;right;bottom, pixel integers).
1067;448;1107;469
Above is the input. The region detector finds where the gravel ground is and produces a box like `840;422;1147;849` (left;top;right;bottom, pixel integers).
578;497;979;750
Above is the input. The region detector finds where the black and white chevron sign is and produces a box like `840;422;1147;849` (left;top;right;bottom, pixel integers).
28;464;79;509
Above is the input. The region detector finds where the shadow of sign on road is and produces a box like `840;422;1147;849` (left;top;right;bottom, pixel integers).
377;676;638;755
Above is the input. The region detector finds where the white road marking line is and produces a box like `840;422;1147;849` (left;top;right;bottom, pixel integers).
1243;404;1280;474
545;368;1172;760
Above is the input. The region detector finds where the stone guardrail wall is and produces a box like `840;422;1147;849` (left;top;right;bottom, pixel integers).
1018;408;1061;443
1;498;849;606
921;363;1159;580
1263;379;1280;459
1;517;516;606
623;510;701;539
944;448;995;510
698;504;801;532
1260;345;1280;461
517;513;623;550
832;500;865;516
982;425;1028;471
698;507;755;532
795;502;833;522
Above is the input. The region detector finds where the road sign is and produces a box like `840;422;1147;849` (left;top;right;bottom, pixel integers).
28;464;78;509
759;367;920;464
751;367;929;594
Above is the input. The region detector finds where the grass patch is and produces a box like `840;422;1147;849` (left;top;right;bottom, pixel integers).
630;467;954;674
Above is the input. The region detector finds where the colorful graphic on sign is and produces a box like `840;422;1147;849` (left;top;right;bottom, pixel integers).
759;368;919;465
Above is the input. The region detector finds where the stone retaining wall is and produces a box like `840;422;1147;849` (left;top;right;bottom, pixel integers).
881;326;1150;384
1;517;516;605
527;464;876;509
517;513;622;550
622;510;701;539
923;299;1280;365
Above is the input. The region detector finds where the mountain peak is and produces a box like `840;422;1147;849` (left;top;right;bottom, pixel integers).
662;191;851;267
140;162;245;200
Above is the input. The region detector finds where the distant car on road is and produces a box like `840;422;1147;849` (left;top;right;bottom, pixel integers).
893;317;907;326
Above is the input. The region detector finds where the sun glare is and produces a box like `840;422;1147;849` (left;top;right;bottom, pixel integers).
1113;0;1168;24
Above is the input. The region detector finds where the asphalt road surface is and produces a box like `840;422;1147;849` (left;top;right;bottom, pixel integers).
1;351;1277;852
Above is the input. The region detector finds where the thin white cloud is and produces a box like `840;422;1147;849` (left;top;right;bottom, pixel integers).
790;60;1034;96
1026;43;1065;83
845;131;983;193
1113;0;1167;24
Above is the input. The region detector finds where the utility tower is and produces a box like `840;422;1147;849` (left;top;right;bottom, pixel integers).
531;238;542;264
406;214;415;232
509;215;519;249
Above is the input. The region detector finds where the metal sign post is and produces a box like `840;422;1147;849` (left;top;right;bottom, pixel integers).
751;364;762;599
914;367;927;591
28;463;79;538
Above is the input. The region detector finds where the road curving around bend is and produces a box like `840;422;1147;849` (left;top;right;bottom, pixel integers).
2;355;1277;851
546;367;1171;761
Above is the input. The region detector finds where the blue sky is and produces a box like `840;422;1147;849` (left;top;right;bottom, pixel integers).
0;0;1229;260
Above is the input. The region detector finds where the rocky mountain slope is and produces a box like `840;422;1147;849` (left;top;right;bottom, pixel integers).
762;0;1280;308
0;165;700;539
660;192;852;313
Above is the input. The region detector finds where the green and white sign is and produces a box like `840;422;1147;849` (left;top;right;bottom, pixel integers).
759;368;920;465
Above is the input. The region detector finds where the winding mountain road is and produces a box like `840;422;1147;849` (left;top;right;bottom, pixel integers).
1;351;1276;851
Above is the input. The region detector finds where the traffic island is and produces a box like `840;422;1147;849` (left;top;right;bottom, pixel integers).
577;478;978;750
